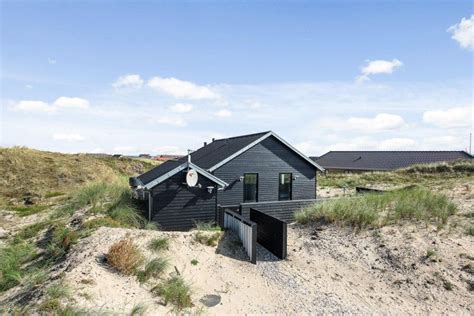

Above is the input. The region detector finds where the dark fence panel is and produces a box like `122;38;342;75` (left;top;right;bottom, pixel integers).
250;208;287;259
241;199;317;222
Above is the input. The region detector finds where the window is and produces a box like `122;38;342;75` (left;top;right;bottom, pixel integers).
279;173;292;201
243;173;258;202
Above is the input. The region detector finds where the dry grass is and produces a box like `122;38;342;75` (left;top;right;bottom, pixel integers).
296;186;457;229
318;159;473;189
106;238;143;275
194;231;222;246
0;146;158;201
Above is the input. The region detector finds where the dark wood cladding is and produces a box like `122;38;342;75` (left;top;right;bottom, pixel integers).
250;208;287;259
151;172;217;230
240;199;317;222
214;136;316;206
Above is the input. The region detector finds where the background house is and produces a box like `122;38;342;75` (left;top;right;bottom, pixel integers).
311;151;473;172
131;131;324;230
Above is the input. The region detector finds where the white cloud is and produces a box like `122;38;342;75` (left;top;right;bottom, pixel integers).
53;133;85;142
25;85;33;89
423;106;472;128
356;59;403;82
170;103;193;113
53;97;90;109
448;15;474;50
347;113;405;131
214;109;232;118
48;58;56;64
378;138;416;150
148;76;219;100
12;97;90;113
13;100;55;113
157;116;187;127
112;74;144;89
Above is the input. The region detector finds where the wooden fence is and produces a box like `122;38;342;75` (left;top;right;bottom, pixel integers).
223;210;257;264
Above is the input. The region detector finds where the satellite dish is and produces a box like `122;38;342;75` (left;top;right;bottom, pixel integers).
186;169;198;187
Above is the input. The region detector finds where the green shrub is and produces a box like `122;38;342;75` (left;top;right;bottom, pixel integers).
0;243;37;292
296;186;457;228
194;221;221;232
47;224;78;259
191;259;198;266
47;282;71;299
136;257;169;283
83;217;124;229
466;225;474;236
13;220;54;242
194;231;222;246
109;206;146;228
130;303;147;316
148;237;169;252
152;276;192;310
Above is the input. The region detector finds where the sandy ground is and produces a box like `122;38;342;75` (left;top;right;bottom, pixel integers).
1;182;472;314
44;219;471;315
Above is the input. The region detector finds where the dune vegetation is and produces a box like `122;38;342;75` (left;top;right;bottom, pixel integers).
296;186;457;228
318;159;474;189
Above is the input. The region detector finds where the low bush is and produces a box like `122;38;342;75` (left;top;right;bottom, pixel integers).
194;221;221;232
109;206;146;228
130;303;148;316
83;217;124;229
136;257;169;283
295;186;457;229
107;238;143;275
0;243;37;292
194;231;222;246
13;220;54;242
466;225;474;236
152;276;192;310
47;224;79;260
148;237;169;252
47;282;71;300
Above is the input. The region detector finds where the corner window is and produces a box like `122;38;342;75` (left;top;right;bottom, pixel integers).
279;173;292;201
243;173;258;202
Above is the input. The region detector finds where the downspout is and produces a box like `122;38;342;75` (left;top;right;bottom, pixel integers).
148;190;153;222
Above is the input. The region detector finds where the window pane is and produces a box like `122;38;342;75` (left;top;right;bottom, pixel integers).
244;174;258;202
279;173;292;201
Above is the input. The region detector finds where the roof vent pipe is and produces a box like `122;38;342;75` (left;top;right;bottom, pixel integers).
212;138;215;142
203;142;207;147
187;149;192;164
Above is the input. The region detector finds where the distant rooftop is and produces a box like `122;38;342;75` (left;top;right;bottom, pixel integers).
311;151;473;171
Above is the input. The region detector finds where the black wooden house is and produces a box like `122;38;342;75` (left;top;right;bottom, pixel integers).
130;131;324;230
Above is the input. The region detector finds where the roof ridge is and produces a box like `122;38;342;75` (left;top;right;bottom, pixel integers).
326;150;468;153
212;131;271;142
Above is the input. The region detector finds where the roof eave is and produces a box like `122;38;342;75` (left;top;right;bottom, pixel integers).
208;131;325;172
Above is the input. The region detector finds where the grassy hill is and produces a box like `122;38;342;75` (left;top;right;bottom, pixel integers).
0;147;158;203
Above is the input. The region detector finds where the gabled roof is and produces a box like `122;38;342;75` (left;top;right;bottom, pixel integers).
136;131;323;189
311;151;473;171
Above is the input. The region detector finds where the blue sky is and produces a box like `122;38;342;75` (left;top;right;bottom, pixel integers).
1;1;473;155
